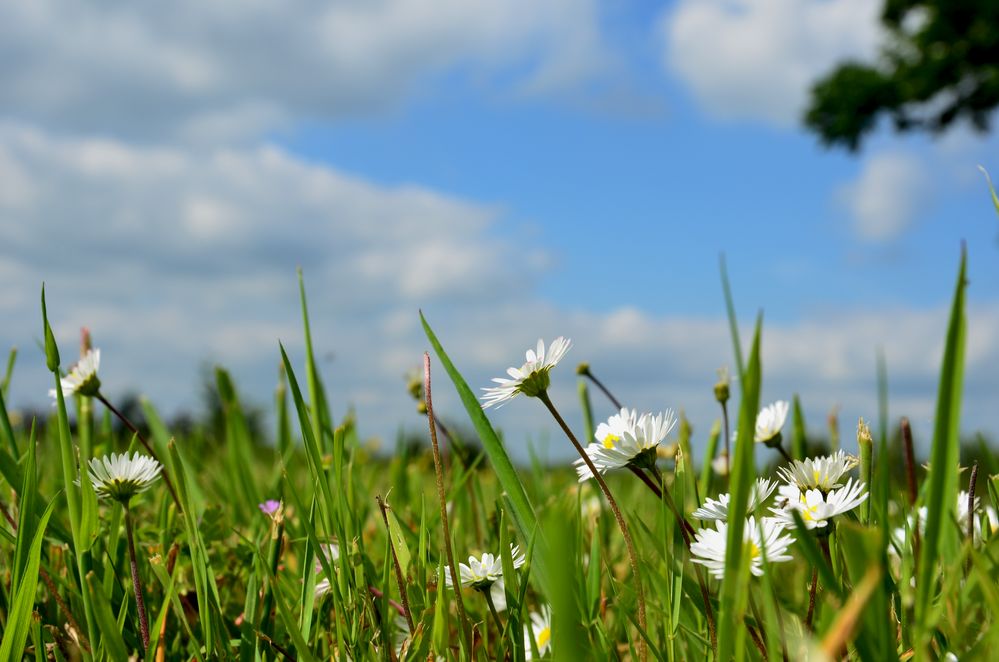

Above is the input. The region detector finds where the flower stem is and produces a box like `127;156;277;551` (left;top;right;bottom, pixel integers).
377;495;415;633
805;567;818;631
578;366;623;410
124;503;150;650
775;443;793;464
537;391;647;662
423;354;472;653
96;392;181;511
483;588;504;634
647;464;697;539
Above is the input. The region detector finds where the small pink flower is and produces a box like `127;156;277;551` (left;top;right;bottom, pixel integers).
259;499;281;515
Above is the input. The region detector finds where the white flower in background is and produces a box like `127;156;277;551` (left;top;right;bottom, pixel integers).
446;546;526;611
574;408;676;481
524;604;552;659
580;495;602;522
49;348;101;399
690;516;795;579
755;400;789;444
711;451;730;476
771;478;868;530
778;450;859;492
314;542;340;572
314;577;332;600
693;478;779;521
890;491;996;555
313;542;341;600
86;452;161;503
481;337;571;408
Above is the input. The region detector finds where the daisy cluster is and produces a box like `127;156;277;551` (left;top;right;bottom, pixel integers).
689;402;871;578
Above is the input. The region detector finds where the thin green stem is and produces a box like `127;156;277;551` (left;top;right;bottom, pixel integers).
720;400;731;474
538;391;647;662
125;503;150;650
423;353;472;653
483;588;504;634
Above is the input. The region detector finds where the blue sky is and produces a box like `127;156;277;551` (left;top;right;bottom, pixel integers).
1;0;998;460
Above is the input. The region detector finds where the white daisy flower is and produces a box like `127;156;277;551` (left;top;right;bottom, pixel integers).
690;516;795;580
574;408;676;480
49;348;102;399
755;400;789;444
524;604;552;659
86;451;161;503
777;450;859;492
445;546;526;611
771;478;868;530
693;478;779;521
481;337;571;408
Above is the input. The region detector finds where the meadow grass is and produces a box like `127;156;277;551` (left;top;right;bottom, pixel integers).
1;252;998;661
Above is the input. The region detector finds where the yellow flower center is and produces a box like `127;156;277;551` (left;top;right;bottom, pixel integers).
602;433;620;449
537;626;551;649
748;541;760;559
812;469;821;485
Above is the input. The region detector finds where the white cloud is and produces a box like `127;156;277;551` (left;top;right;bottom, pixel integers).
0;0;611;141
838;151;931;241
661;0;880;125
1;124;995;459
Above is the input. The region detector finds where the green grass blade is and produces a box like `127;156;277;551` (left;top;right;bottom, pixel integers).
12;422;38;590
791;394;806;460
698;419;721;506
0;498;56;661
979;165;999;216
719;253;745;381
716;314;762;659
215;366;262;511
1;345;15;398
86;571;129;661
837;521;895;661
0;373;18;457
916;250;967;644
298;268;327;453
420;311;551;596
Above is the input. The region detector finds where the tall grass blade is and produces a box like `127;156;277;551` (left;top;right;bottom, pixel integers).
719;254;745;381
916;249;967;644
716;315;762;659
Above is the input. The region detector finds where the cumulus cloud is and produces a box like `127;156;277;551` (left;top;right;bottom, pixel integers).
837;151;931;241
2;124;995;459
0;0;611;141
661;0;880;125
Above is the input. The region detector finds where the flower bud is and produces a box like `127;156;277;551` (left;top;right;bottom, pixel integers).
713;366;730;404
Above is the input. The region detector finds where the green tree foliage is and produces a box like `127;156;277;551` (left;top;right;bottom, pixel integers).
805;1;999;150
